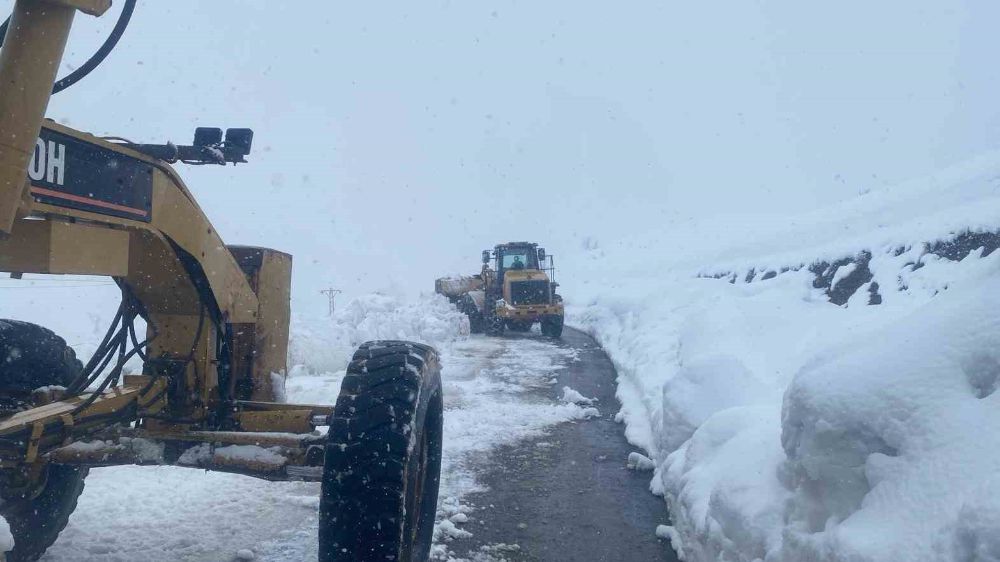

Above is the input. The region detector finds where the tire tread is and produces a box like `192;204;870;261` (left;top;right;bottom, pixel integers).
320;340;442;562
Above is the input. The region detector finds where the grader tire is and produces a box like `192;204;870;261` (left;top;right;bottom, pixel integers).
0;320;88;562
1;465;88;562
0;320;81;397
320;341;444;562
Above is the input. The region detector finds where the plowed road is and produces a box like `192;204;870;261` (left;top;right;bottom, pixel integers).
40;328;676;562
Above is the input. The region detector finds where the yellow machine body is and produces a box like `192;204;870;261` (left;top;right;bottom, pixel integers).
436;241;564;334
495;268;564;321
0;0;328;482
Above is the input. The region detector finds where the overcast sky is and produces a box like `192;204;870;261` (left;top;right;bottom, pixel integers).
3;0;999;314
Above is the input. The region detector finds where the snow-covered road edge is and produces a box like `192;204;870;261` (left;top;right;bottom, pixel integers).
563;149;1000;562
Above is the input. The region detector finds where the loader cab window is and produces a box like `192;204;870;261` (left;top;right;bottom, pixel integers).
501;252;537;271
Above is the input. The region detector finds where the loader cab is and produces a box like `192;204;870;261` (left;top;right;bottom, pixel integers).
492;243;540;285
500;249;538;271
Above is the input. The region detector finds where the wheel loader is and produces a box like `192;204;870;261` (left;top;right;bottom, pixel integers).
0;2;443;561
436;242;564;337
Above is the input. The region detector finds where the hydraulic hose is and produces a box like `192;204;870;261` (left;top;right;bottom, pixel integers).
0;0;137;94
52;0;136;94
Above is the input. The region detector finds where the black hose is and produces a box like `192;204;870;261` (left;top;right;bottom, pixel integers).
69;329;128;394
69;284;155;396
185;303;207;403
68;302;125;393
128;319;151;362
52;0;137;94
73;337;151;414
0;0;137;94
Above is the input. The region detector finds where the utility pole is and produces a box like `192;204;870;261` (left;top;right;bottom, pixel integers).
320;288;342;317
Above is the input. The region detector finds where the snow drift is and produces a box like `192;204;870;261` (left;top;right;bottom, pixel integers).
564;149;1000;562
284;292;468;404
782;263;1000;561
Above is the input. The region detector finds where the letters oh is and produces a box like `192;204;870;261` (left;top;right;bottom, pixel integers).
27;139;67;186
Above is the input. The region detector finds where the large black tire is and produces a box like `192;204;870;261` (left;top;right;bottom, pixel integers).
0;320;88;562
486;313;505;337
320;341;444;562
1;465;88;562
541;315;564;338
0;320;80;402
458;294;484;334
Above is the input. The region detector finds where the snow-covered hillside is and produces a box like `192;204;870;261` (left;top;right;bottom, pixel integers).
565;150;1000;562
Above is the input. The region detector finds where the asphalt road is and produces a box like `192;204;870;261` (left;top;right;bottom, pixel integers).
452;328;679;562
42;327;676;562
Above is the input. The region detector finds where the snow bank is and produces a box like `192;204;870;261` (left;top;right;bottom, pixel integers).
565;150;1000;562
284;292;467;405
288;292;467;375
782;264;1000;561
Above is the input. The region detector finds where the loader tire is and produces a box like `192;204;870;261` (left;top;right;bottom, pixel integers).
486;314;505;337
458;294;484;334
541;315;564;338
0;320;87;562
320;341;444;562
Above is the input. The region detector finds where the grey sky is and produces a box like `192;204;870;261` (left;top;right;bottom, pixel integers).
4;0;997;310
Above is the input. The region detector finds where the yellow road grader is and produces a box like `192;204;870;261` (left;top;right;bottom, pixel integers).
436;242;564;337
0;2;443;560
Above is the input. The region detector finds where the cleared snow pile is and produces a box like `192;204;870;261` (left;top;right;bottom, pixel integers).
0;519;11;558
563;150;1000;562
288;292;466;374
781;270;1000;561
560;386;597;405
285;292;467;404
655;525;684;558
626;452;655;471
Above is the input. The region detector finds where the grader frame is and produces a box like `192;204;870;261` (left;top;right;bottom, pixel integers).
0;0;331;482
0;3;446;561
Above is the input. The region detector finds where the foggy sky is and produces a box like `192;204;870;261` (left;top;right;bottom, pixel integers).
3;0;998;314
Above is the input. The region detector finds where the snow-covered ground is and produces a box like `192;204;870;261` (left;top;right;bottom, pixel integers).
564;150;1000;562
6;152;1000;562
35;294;594;561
